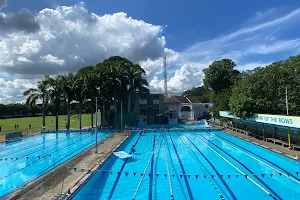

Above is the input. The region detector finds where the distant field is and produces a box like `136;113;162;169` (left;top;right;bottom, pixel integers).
0;114;92;133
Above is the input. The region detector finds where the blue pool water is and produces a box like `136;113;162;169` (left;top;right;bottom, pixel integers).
73;129;300;200
138;122;207;129
0;130;113;198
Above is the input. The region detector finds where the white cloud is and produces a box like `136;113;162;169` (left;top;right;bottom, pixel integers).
236;62;272;71
149;64;204;95
1;3;300;103
40;54;65;65
0;2;167;77
139;48;180;78
0;78;37;104
246;39;300;55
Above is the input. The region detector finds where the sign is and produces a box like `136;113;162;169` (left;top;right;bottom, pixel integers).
219;111;300;128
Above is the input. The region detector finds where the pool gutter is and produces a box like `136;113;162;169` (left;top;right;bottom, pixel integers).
2;131;119;200
210;124;300;161
66;131;135;200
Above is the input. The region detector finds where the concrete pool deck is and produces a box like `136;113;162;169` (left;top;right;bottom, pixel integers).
4;131;131;200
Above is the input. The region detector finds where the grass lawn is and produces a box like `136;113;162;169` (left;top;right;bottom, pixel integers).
0;114;92;134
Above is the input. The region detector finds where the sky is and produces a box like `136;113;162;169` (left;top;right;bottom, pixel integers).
1;0;300;103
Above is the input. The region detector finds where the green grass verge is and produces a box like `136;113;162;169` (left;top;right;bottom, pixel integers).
0;114;92;134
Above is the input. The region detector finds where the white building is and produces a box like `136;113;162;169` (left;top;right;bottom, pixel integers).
165;96;211;120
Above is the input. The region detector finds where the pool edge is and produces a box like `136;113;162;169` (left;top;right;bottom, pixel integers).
66;131;135;199
2;131;117;200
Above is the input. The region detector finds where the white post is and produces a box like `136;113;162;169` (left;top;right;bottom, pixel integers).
286;87;289;115
286;87;291;149
95;97;98;153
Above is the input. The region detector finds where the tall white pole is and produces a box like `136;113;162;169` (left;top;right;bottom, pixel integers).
95;97;98;153
286;87;289;116
286;86;292;149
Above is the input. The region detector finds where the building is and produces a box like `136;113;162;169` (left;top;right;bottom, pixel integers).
165;96;211;121
135;94;165;125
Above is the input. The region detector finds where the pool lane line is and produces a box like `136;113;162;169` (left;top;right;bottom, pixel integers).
0;132;110;199
107;133;143;200
182;134;236;200
195;134;283;200
0;132;77;152
0;133;87;162
0;132;98;168
0;133;102;181
168;134;194;200
162;133;174;199
0;133;70;157
165;133;188;200
153;134;164;200
131;135;157;200
175;133;226;200
148;135;156;200
191;134;275;200
210;132;300;184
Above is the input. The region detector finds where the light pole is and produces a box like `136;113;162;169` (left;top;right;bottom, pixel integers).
286;86;289;115
286;86;291;149
95;96;98;153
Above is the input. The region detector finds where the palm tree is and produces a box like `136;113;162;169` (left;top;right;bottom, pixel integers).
59;73;76;130
123;63;149;113
78;66;97;128
44;75;63;131
74;74;88;130
23;79;48;128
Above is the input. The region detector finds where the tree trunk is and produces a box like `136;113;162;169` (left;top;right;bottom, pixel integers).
67;101;71;130
90;104;94;128
114;97;117;128
55;102;59;131
42;107;46;127
128;93;131;113
79;102;82;130
102;99;105;126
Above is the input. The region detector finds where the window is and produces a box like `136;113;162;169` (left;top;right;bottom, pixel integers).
140;104;146;109
153;95;159;100
140;109;147;115
147;107;153;116
140;99;147;104
153;104;159;109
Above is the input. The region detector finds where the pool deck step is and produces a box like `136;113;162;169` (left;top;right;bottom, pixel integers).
4;131;131;200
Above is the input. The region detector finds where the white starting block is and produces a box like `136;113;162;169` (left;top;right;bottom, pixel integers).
113;151;132;159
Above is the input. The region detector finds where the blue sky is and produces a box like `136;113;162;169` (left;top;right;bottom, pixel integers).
1;0;300;103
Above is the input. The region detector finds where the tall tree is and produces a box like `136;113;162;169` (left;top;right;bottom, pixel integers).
44;75;63;131
182;86;211;103
77;66;97;128
203;59;240;115
23;79;48;127
59;73;76;130
74;74;87;130
229;55;300;117
203;59;240;92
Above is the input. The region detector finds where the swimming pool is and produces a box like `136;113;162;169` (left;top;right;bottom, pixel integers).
0;130;113;198
72;129;300;200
